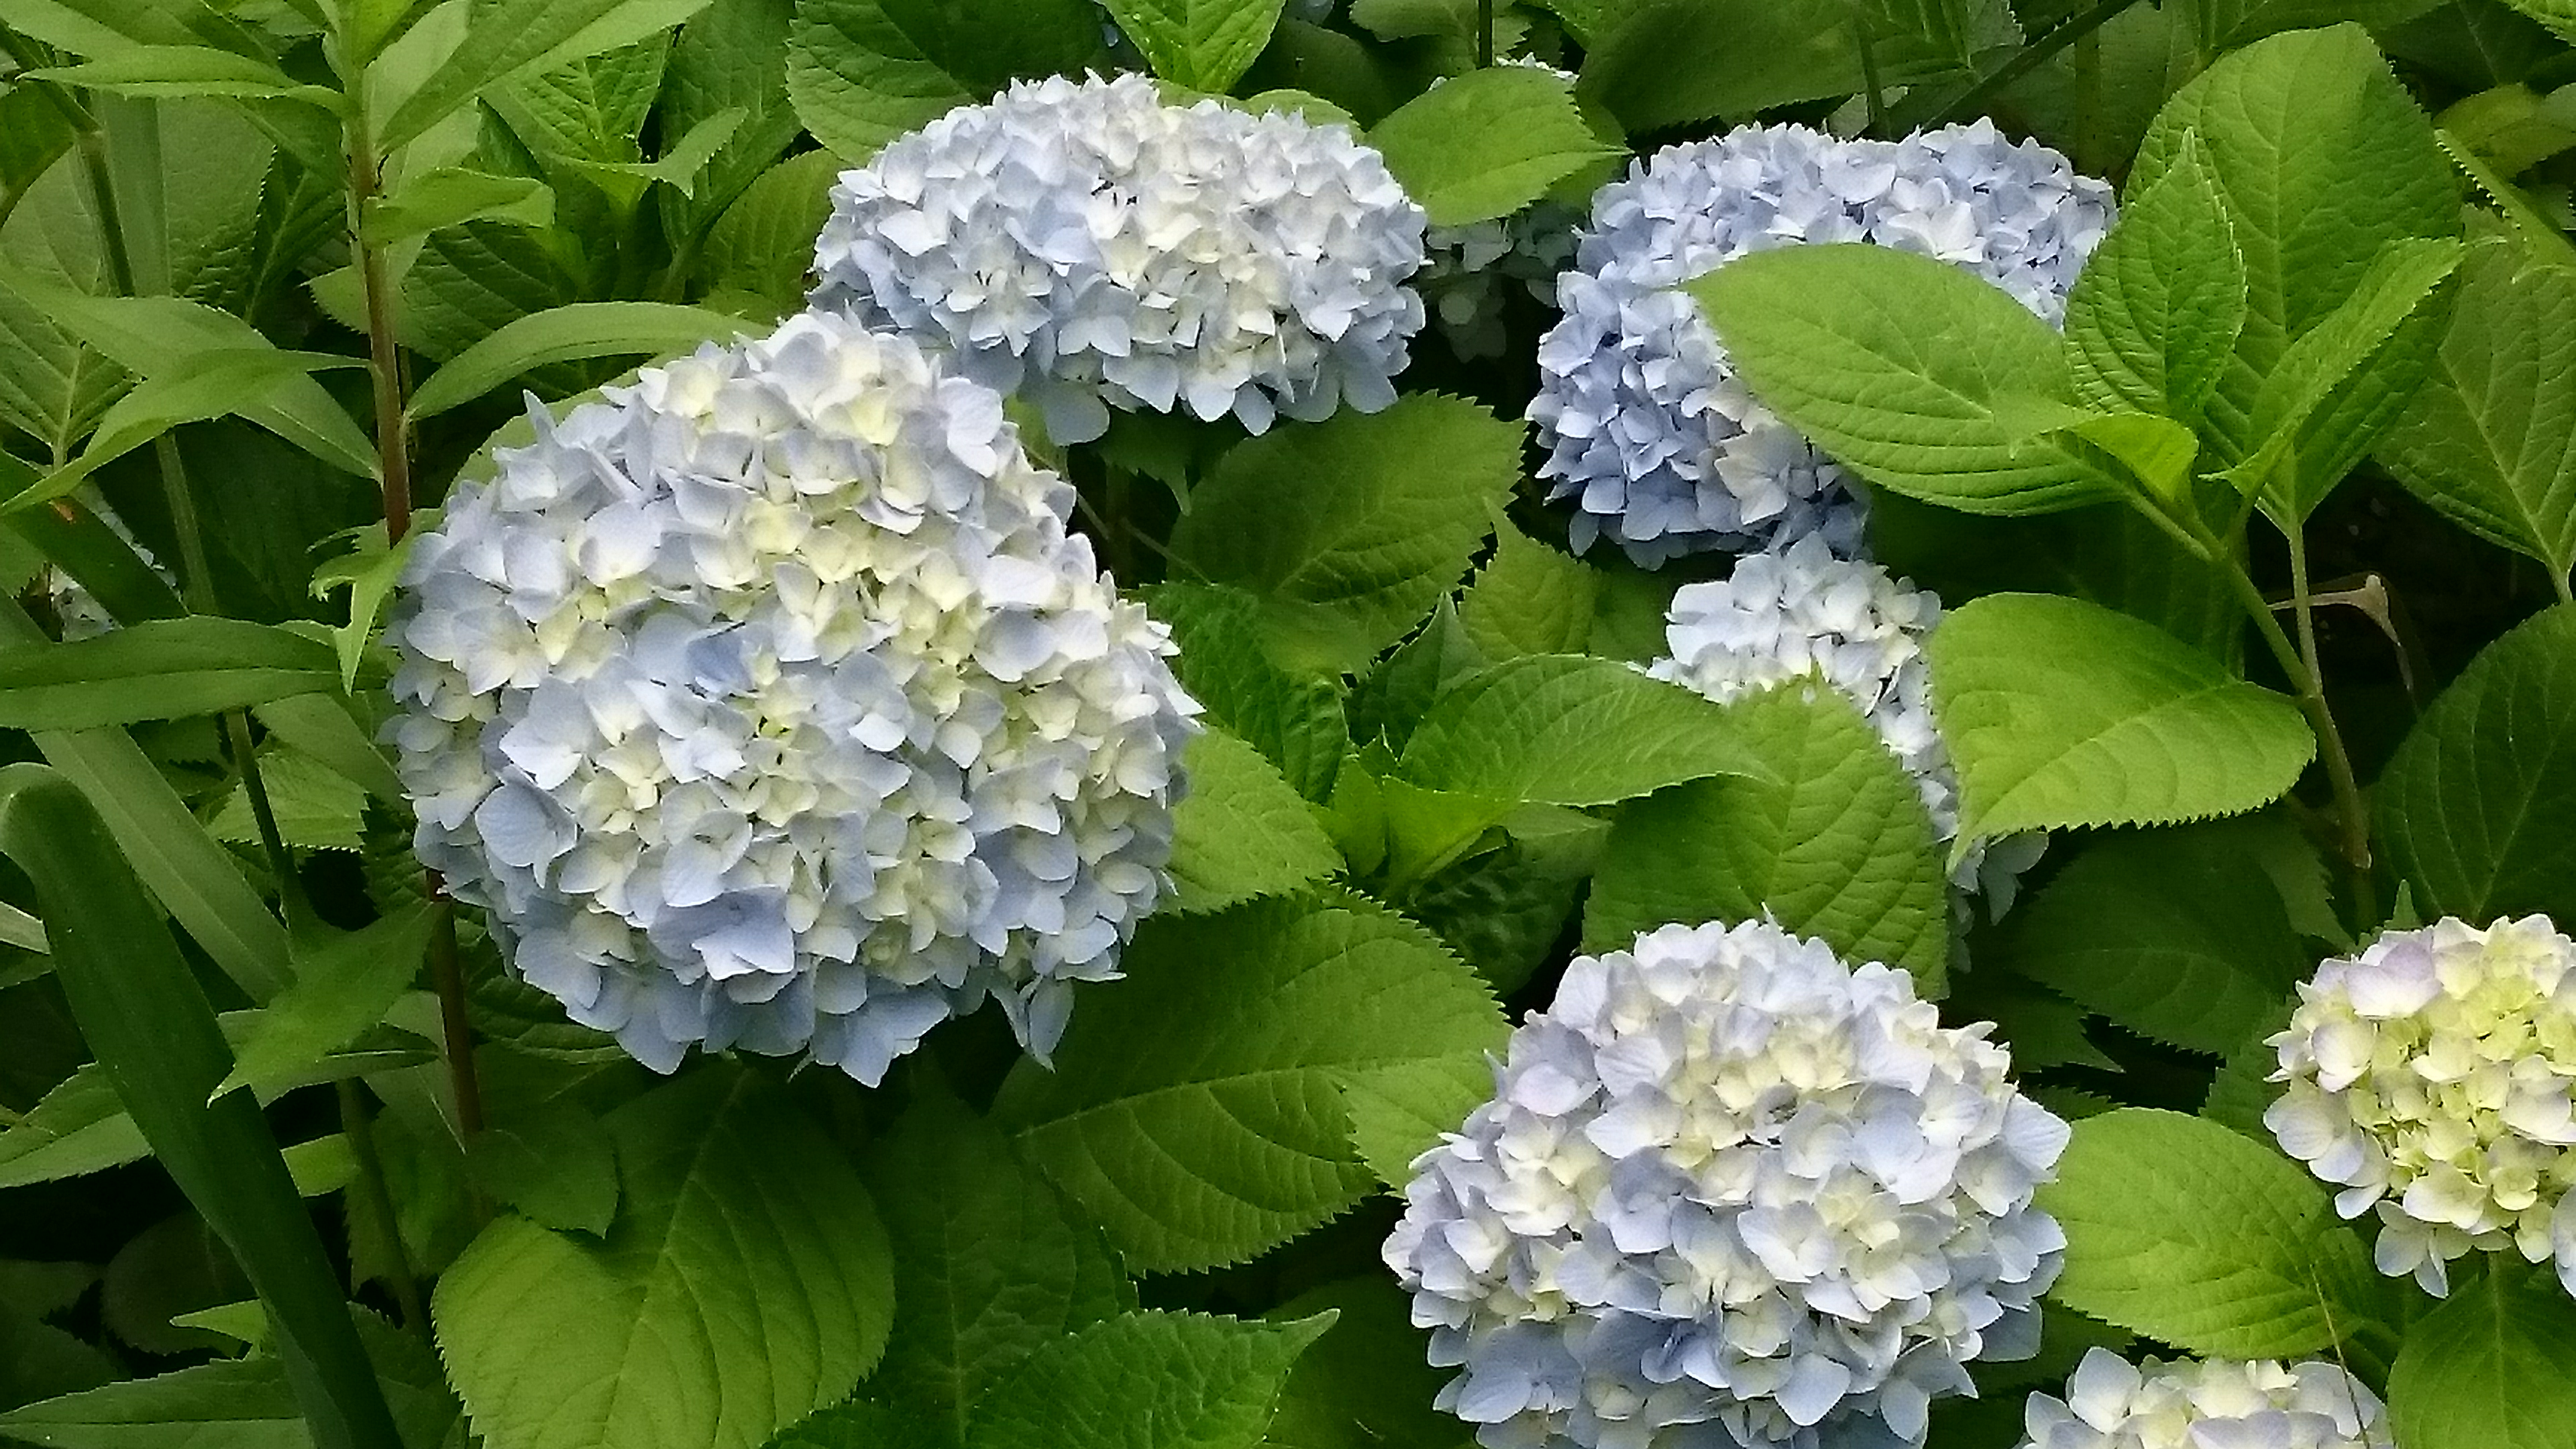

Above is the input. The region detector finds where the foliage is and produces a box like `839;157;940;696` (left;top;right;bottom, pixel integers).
2;0;2574;1446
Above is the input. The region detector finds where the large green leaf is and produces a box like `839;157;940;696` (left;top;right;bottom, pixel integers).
1167;395;1521;672
1582;686;1949;989
1395;655;1767;808
782;0;974;162
2129;25;2458;481
2063;131;2248;424
405;301;751;418
1689;245;2120;516
2378;239;2576;587
994;894;1505;1271
0;617;339;729
1456;527;1596;661
698;149;842;309
1100;0;1285;92
433;1067;896;1449
1165;729;1345;914
1993;816;2314;1055
2039;1108;2395;1360
1261;1278;1472;1449
2496;0;2576;42
1148;584;1346;802
1574;0;1868;132
380;0;722;149
863;1093;1129;1448
215;906;437;1100
2377;603;2576;926
0;765;400;1449
2386;1268;2576;1449
661;0;807;240
966;1311;1330;1449
1926;593;2314;846
1365;67;1615;228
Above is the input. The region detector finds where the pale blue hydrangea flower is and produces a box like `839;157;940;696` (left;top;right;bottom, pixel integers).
2265;914;2576;1300
2018;1349;2389;1449
810;72;1427;443
1532;121;2114;564
388;312;1199;1084
1649;535;2044;920
1384;919;2070;1449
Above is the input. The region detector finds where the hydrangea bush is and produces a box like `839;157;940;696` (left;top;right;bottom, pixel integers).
5;4;2575;1449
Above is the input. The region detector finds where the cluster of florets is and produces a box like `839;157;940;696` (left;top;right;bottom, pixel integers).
1530;121;2114;564
2017;1350;2390;1449
809;72;1427;443
1383;919;2069;1449
2265;914;2576;1298
387;312;1198;1084
1420;203;1582;360
1650;534;2041;916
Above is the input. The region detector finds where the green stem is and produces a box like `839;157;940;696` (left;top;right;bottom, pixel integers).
2555;568;2574;608
1918;0;2145;130
1853;6;1886;137
335;1081;429;1343
338;59;483;1136
1477;0;1494;66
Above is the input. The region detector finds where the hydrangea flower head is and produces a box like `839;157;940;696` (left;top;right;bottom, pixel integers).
1383;919;2070;1449
1532;121;2113;564
2265;914;2576;1297
810;72;1428;443
1421;203;1581;360
388;311;1199;1084
2017;1349;2390;1449
1649;534;2041;915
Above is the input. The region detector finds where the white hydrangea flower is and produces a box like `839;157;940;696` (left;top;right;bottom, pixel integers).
1384;919;2070;1449
2018;1349;2390;1449
810;72;1428;444
1531;121;2114;565
387;312;1199;1084
1648;533;2043;918
2265;914;2576;1299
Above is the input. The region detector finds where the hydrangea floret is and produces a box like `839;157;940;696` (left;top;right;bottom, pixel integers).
1649;533;2042;916
1383;918;2070;1449
1531;121;2114;564
2017;1348;2390;1449
387;311;1199;1085
2265;913;2576;1297
810;72;1427;444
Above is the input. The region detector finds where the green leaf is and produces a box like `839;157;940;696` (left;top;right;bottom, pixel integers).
405;301;750;419
0;1356;307;1447
433;1067;896;1449
782;0;975;162
2379;239;2576;586
0;765;401;1449
1261;1278;1472;1449
0;617;337;729
28;48;338;104
1688;245;2120;516
252;694;407;804
1167;396;1521;672
1348;598;1484;751
2039;1108;2394;1359
699;149;843;309
2063;131;2249;423
215;906;437;1102
1365;68;1614;227
466;1100;620;1237
869;0;1104;92
1148;584;1346;802
0;600;290;1002
1404;832;1597;996
2501;0;2576;40
1395;654;1768;807
1926;593;2314;847
2377;603;2576;926
1165;729;1345;914
2222;235;2464;519
2190;0;2447;50
2386;1267;2576;1449
380;0;722;150
207;746;372;853
1992;816;2314;1055
1457;526;1596;661
661;0;807;241
864;1091;1129;1448
2055;411;2202;513
1582;686;1950;989
1576;0;1868;133
1103;0;1285;91
764;1397;943;1449
967;1311;1330;1449
366;168;556;246
0;1065;146;1191
2130;24;2459;474
19;350;369;506
994;894;1505;1271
